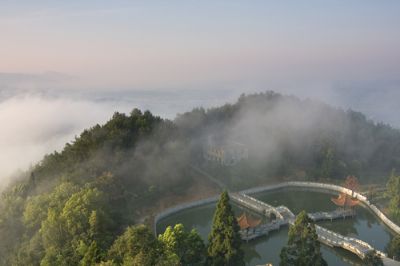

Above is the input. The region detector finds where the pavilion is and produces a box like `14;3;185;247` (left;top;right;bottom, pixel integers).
237;212;262;230
331;193;359;208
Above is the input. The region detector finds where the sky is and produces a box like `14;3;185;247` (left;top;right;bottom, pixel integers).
0;1;400;185
1;1;399;89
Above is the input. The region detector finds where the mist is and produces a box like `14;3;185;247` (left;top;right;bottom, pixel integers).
224;95;349;166
0;86;243;188
1;82;400;189
0;96;125;187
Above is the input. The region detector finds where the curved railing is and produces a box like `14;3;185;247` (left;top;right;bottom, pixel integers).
154;181;400;236
242;181;400;235
153;196;218;234
316;225;387;259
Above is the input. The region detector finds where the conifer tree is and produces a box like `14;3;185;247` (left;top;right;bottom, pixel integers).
280;211;327;266
387;235;400;261
363;250;384;266
207;191;244;266
386;172;400;223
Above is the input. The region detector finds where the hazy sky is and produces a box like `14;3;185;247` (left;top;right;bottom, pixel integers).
1;1;399;89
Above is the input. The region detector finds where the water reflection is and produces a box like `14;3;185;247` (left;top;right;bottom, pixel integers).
157;189;393;266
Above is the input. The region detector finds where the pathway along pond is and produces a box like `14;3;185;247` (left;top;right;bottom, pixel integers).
156;188;394;266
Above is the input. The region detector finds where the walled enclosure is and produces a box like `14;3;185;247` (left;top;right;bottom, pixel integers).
154;181;400;236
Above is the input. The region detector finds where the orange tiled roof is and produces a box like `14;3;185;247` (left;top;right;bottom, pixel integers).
331;193;359;207
237;212;261;230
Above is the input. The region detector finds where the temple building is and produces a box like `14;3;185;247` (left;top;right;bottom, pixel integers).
331;193;359;208
237;212;261;230
203;137;248;166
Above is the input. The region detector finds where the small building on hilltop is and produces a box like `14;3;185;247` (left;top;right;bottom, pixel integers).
203;137;248;166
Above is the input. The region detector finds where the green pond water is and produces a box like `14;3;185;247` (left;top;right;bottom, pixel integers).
157;189;394;266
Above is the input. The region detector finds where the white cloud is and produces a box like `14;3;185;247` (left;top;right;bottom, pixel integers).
1;84;399;188
0;95;128;186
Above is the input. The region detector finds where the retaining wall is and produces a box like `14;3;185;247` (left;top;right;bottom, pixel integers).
153;196;218;234
243;181;400;235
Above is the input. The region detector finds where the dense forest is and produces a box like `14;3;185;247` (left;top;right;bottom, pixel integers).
1;91;400;265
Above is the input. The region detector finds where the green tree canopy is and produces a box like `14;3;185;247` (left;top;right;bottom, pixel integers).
363;250;384;266
386;171;400;223
40;186;114;265
207;191;244;266
3;93;400;264
158;223;205;265
280;211;327;266
387;235;400;261
107;225;165;265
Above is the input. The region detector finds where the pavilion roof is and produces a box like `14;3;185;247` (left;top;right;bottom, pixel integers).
331;193;359;207
237;212;261;230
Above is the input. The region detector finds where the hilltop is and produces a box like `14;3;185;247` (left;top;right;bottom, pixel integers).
1;91;400;265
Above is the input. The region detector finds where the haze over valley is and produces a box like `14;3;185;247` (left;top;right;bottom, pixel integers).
1;1;400;266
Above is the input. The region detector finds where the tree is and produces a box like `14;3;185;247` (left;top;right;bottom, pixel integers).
344;175;359;197
6;92;400;264
367;185;376;202
363;250;384;266
207;191;244;266
80;241;101;266
386;171;400;223
158;223;206;265
320;145;335;179
38;185;114;265
107;225;163;265
387;235;400;261
279;211;327;266
40;209;70;265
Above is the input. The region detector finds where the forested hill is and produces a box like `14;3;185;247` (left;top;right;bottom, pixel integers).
177;92;400;184
1;91;400;265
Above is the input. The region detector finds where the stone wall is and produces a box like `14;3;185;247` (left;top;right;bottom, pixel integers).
153;196;218;234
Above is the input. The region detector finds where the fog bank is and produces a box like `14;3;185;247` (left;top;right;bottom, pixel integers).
0;96;129;187
1;84;400;188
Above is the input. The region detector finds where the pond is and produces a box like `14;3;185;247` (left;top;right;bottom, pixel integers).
156;189;394;266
